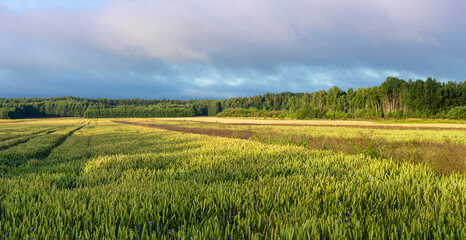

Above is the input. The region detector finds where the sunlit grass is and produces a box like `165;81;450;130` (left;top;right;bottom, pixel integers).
0;119;465;239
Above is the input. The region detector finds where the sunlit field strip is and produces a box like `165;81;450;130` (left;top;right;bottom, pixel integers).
145;117;466;129
132;118;466;144
0;118;85;134
0;126;60;151
1;119;464;239
0;121;81;151
0;124;61;141
0;126;54;142
128;118;465;174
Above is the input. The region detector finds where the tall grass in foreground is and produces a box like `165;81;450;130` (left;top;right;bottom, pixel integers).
0;119;465;239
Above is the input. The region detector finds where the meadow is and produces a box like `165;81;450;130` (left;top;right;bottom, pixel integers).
0;118;465;239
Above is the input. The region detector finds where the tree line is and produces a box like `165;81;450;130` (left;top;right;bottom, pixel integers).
1;77;465;119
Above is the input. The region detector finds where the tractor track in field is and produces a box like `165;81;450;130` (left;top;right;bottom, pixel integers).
0;126;68;151
0;127;56;142
0;125;86;169
0;137;34;151
112;120;255;139
38;124;87;160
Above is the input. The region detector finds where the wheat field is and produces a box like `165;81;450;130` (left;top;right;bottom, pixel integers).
0;118;464;239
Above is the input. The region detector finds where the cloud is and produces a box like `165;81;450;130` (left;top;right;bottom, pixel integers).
0;0;464;98
0;0;105;11
89;0;463;67
3;0;463;65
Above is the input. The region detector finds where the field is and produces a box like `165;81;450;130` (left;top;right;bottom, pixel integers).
0;118;465;239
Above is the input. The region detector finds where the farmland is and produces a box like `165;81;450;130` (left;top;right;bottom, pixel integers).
0;118;465;239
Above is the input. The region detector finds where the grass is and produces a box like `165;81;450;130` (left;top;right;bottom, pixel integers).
376;119;466;124
149;117;466;127
253;131;465;175
112;120;255;139
118;118;465;174
0;118;465;239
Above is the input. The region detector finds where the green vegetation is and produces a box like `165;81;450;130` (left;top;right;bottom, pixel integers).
0;119;465;239
217;108;285;118
131;118;466;174
1;77;465;119
83;105;195;118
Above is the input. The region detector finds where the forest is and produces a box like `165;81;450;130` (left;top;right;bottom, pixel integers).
1;77;465;119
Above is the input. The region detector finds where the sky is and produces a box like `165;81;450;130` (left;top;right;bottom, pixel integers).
0;0;465;99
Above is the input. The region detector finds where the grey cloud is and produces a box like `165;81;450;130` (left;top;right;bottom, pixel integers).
0;1;464;99
4;0;464;66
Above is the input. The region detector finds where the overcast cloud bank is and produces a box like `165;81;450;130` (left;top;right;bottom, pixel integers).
0;0;465;98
